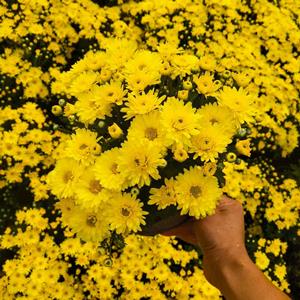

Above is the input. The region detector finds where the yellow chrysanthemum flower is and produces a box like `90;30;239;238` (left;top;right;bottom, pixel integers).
94;81;126;105
74;170;111;209
46;158;84;198
215;86;257;126
125;70;160;91
122;50;162;91
193;72;221;96
124;50;162;78
175;166;222;219
65;128;101;166
55;197;77;226
69;71;98;96
160;97;200;146
171;53;199;77
254;251;270;270
127;110;171;149
74;85;113;124
105;192;148;234
197;102;237;135
65;204;110;243
104;38;137;70
156;42;183;61
189;125;232;162
117;140;166;188
236;139;251;157
93;147;127;191
121;90;166;120
148;178;177;210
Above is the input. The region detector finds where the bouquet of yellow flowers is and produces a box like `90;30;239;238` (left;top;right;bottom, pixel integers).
47;40;256;242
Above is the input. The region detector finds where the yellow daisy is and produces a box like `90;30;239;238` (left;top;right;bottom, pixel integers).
125;70;161;92
121;90;166;120
175;166;222;219
117;140;167;188
193;72;221;96
197;102;237;135
104;38;137;70
148;178;177;210
93;147;127;191
46;158;84;198
189;125;232;162
215;86;257;126
95;81;127;105
65;128;101;166
66;203;110;243
124;50;162;77
123;50;162;91
127;110;171;149
104;192;148;234
69;71;98;96
160;97;200;147
74;170;111;209
75;86;113;124
55;197;77;227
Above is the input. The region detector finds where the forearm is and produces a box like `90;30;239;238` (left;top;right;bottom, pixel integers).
204;249;290;300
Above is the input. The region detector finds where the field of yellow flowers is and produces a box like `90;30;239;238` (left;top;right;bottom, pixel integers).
0;0;300;299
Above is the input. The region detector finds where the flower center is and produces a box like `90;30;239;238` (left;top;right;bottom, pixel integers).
199;137;213;151
63;171;74;183
79;144;88;150
190;185;202;198
111;163;119;174
89;180;103;194
145;127;158;140
138;64;146;70
121;207;131;217
86;215;97;227
210;118;218;125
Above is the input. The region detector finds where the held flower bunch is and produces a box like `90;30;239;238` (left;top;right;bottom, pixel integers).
0;0;299;298
47;42;257;242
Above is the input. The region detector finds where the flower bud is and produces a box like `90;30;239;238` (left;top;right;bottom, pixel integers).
183;80;193;90
58;99;65;106
51;105;62;116
237;128;247;137
178;90;189;101
203;162;217;176
108;123;123;138
226;152;237;162
98;120;105;128
131;187;139;196
103;257;113;267
173;147;189;162
236;139;251;157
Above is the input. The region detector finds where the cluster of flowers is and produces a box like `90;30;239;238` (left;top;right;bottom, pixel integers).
47;43;255;241
0;0;299;299
0;204;291;299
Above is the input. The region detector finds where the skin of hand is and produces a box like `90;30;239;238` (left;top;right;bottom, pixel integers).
162;195;246;286
161;195;290;300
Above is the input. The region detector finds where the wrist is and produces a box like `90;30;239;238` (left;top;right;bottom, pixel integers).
203;243;249;265
202;246;252;288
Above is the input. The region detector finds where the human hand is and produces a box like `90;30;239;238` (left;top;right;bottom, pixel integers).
162;195;291;300
162;194;245;252
162;195;248;286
